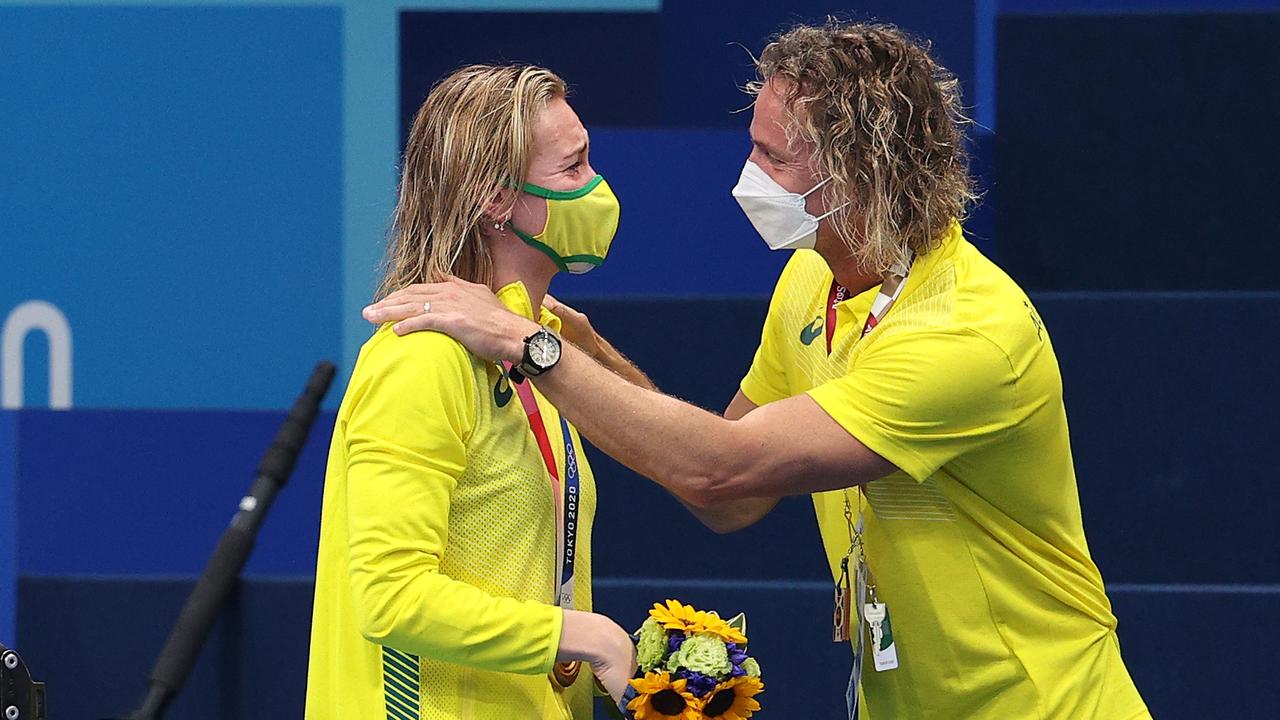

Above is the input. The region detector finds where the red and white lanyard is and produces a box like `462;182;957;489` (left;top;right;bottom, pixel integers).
825;256;914;354
833;256;914;719
502;361;580;611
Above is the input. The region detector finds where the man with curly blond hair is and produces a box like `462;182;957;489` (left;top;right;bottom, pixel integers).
367;19;1151;719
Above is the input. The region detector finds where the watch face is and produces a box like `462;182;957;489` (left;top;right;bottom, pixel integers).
529;332;561;368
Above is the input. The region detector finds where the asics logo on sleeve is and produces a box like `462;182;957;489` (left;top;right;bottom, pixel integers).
493;366;513;408
800;317;824;346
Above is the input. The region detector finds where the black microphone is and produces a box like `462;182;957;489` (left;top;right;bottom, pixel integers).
128;361;337;720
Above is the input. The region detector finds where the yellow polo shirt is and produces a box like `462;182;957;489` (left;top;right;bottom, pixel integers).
306;282;596;720
741;224;1150;719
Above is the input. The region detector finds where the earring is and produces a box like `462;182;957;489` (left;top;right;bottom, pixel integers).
493;222;503;231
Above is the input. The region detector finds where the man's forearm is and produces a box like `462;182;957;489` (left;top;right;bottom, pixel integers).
677;391;779;532
372;278;893;501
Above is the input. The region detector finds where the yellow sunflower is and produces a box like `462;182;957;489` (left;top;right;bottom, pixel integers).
648;599;702;632
649;600;748;645
627;671;703;720
700;675;764;720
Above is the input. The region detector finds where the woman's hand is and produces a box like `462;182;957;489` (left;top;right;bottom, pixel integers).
543;294;602;358
558;610;638;704
590;621;639;704
361;277;537;364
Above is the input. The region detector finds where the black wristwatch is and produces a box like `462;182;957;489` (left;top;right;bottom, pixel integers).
511;326;562;382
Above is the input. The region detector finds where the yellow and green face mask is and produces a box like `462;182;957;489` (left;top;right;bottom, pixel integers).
508;175;620;274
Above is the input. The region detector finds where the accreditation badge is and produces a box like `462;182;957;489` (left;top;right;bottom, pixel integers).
864;602;899;672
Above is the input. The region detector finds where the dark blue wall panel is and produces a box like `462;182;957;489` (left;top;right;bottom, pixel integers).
655;0;976;128
18;578;1280;720
399;12;662;134
1035;292;1280;583
996;12;1280;290
19;578;282;720
1109;588;1280;720
1;412;16;646
399;2;977;132
15;409;333;576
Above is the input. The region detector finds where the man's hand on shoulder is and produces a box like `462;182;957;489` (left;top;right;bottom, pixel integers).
362;278;537;364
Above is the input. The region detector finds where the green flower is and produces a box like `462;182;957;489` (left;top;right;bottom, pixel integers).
742;657;761;678
667;632;732;678
635;617;669;672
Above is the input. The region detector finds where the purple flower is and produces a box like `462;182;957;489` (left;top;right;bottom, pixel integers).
726;642;749;677
676;669;719;698
667;632;687;653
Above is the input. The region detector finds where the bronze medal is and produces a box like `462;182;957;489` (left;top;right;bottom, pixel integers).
551;660;581;689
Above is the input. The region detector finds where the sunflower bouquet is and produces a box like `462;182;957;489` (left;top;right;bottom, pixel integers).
615;599;764;720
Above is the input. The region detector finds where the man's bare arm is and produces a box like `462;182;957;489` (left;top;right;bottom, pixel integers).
366;279;898;506
532;339;896;506
677;391;780;533
365;278;897;505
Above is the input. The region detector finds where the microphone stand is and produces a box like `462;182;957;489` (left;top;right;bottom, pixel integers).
123;361;336;720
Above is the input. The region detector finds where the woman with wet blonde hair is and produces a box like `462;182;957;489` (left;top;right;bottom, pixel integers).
305;64;636;720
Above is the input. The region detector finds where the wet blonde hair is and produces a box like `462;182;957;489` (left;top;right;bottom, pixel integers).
378;64;566;299
749;20;975;272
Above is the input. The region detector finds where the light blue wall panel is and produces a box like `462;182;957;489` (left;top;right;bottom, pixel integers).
0;6;343;410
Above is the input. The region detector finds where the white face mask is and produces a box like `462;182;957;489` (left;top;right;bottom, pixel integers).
731;160;847;250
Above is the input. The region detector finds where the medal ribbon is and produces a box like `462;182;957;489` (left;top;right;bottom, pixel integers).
502;362;580;611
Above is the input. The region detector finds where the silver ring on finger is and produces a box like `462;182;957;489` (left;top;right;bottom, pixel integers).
422;301;432;314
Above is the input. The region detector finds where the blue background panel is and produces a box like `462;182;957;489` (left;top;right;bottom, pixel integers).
16;409;334;577
0;6;343;410
0;412;16;645
656;0;977;129
20;577;262;720
399;2;978;132
18;578;1280;720
995;11;1280;290
399;12;662;133
1032;293;1280;583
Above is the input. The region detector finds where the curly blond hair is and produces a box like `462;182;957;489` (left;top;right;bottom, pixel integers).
748;20;975;273
378;64;566;300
